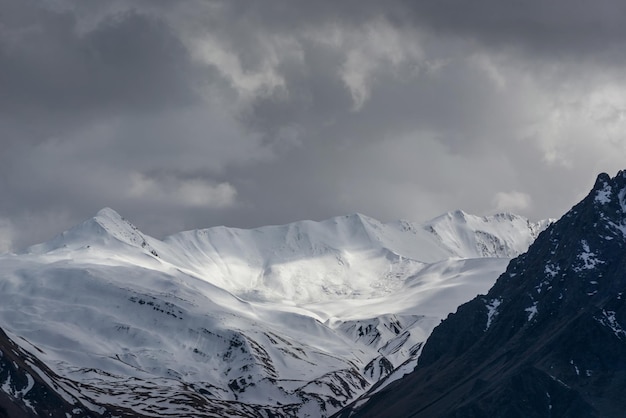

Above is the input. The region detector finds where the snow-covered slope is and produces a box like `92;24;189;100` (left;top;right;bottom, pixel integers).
423;210;551;258
0;208;550;417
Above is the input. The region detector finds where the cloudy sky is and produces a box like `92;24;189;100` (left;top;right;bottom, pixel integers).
2;0;626;251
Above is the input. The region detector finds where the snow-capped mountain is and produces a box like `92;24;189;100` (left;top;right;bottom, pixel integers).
340;172;626;418
0;208;549;417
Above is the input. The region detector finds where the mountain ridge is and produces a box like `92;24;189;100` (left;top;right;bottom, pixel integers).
339;173;626;417
0;207;551;417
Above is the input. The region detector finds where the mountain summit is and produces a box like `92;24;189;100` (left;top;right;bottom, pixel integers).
342;172;626;417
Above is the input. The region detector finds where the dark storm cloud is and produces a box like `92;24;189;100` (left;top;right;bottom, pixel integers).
0;1;249;247
0;0;206;144
181;0;626;55
208;0;626;228
1;0;626;252
184;0;626;69
240;37;354;146
400;0;626;58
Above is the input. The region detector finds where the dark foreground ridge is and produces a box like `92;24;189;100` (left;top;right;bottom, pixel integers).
338;171;626;418
0;327;100;418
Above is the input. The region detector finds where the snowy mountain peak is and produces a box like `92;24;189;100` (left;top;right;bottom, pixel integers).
449;209;468;221
93;206;124;223
159;210;552;303
341;212;372;222
91;207;145;243
27;207;158;256
592;171;626;214
423;210;551;258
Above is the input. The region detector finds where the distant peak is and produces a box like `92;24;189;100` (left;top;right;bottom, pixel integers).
27;207;159;256
591;170;626;196
95;207;122;217
329;213;377;227
424;210;470;225
590;170;626;212
94;207;124;222
485;212;523;222
491;212;517;218
345;212;370;221
91;207;134;232
593;172;611;190
90;209;141;235
427;211;534;226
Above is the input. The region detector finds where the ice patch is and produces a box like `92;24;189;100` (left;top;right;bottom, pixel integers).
535;280;551;295
0;372;36;413
549;373;570;388
18;373;34;398
619;188;626;213
606;219;626;239
596;310;626;339
1;374;11;395
525;302;538;321
485;298;502;331
595;182;612;204
595;186;611;204
582;240;590;253
573;240;604;272
544;263;559;278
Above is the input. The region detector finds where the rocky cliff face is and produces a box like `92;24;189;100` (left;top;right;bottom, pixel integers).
341;171;626;418
0;327;105;418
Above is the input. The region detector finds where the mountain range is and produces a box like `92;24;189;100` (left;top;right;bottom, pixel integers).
0;207;549;417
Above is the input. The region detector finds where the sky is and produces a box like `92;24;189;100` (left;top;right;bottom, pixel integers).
2;0;626;251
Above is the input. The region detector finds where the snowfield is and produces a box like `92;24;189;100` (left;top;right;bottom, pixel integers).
0;208;550;416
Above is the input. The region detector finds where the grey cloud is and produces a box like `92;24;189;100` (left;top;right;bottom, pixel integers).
242;37;525;154
177;0;626;62
2;0;626;252
221;25;626;228
0;1;255;249
401;0;626;60
0;1;208;145
240;38;354;146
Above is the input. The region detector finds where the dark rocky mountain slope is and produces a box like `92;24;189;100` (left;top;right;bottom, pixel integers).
0;327;102;418
339;171;626;418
